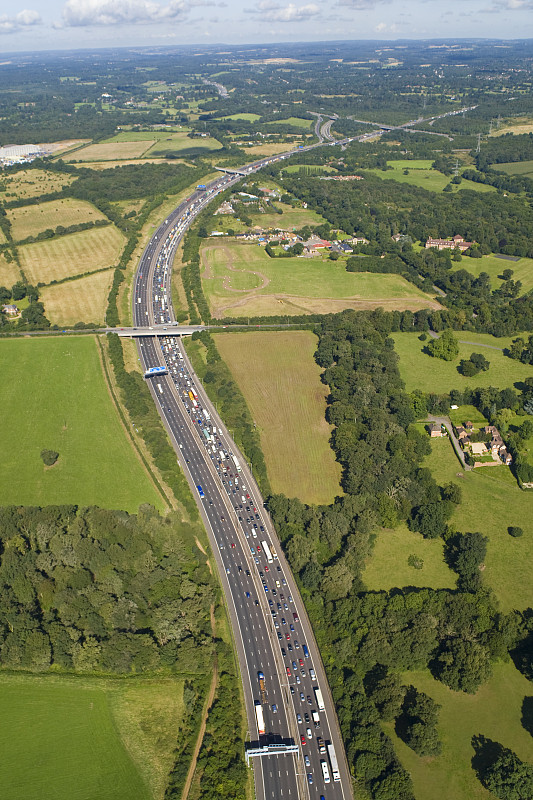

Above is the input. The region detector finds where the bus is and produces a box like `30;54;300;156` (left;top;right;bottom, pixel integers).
314;687;325;712
197;485;205;498
261;541;273;564
321;760;331;784
255;702;265;735
327;744;340;782
232;455;242;472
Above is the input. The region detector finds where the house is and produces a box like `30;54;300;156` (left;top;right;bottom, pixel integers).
425;234;474;252
428;423;443;438
303;236;331;254
351;236;369;245
455;426;470;442
465;421;474;430
2;304;18;315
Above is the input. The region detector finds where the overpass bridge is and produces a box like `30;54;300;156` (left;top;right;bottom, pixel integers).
113;325;204;338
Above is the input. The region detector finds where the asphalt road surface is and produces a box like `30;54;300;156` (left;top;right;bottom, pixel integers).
131;159;354;800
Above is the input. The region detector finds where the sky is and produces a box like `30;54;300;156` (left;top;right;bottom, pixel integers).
0;0;531;53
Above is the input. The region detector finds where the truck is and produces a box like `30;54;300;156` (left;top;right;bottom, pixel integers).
261;540;273;564
312;710;320;727
144;365;167;379
321;760;331;784
258;671;267;702
254;702;265;736
232;455;242;472
314;687;325;712
202;408;211;421
219;451;226;461
327;743;340;782
157;383;163;394
188;391;198;408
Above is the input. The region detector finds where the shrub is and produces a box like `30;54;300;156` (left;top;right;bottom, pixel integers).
508;526;524;538
40;449;59;466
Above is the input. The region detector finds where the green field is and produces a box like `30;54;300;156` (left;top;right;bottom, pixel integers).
214;331;342;504
368;160;495;194
220;113;261;121
492;159;533;177
451;253;533;294
392;331;533;395
0;673;184;800
0;336;163;511
424;435;533;612
8;198;107;242
388;662;533;800
364;524;455;591
266;116;313;129
201;240;439;317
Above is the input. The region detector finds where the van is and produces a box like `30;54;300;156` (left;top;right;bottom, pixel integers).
309;668;316;680
241;495;246;503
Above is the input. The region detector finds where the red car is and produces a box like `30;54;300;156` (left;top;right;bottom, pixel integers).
286;633;291;640
301;734;306;746
231;542;236;548
265;565;269;572
286;666;292;677
257;545;261;552
299;658;304;667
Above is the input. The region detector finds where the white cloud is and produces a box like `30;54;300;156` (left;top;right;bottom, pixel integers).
249;1;320;20
0;9;41;34
60;0;213;27
337;0;388;8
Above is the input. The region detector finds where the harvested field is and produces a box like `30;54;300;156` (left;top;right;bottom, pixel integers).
242;142;304;156
70;158;168;170
8;198;107;241
41;269;114;325
0;251;22;285
20;226;125;284
0;168;75;200
65;141;156;161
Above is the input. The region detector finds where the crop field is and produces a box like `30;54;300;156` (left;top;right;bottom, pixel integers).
363;524;455;591
0;168;75;200
0;672;185;800
392;331;533;395
242;142;304;156
368;161;495;194
19;225;126;284
451;253;533;294
7;198;107;241
214;330;342;504
0;251;22;285
0;336;163;511
388;661;533;800
65;141;156;161
41;269;114;325
492;159;533;176
201;240;439;317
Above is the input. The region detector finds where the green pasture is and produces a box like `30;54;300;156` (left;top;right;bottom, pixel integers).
451;253;533;294
0;672;185;800
0;336;163;511
220;113;261;121
101;129;223;156
389;661;533;800
368;161;495;193
364;524;455;591
266;117;313;129
492;159;533;177
423;436;533;612
247;201;326;230
392;332;533;394
202;240;437;316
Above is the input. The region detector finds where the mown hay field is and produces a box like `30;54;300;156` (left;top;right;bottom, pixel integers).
214;330;342;504
0;251;21;285
0;168;75;200
20;225;126;284
0;672;185;800
8;198;108;241
242;142;304;156
41;269;114;325
0;336;163;510
65;141;156;161
70;159;167;170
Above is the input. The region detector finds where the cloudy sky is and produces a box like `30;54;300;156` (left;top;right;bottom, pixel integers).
0;0;531;52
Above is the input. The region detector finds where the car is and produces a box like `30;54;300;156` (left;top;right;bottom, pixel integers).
294;640;300;649
286;633;290;640
281;648;286;657
300;692;305;701
288;595;292;602
297;714;302;724
293;612;299;622
309;669;316;680
245;570;250;576
292;661;297;670
287;643;293;652
280;594;284;600
290;685;295;694
296;675;301;684
250;547;255;554
259;571;264;578
274;621;280;628
281;618;286;625
290;623;295;631
282;578;287;585
301;734;306;746
286;667;292;677
264;586;269;592
245;591;250;598
304;754;310;766
301;669;306;677
231;542;235;548
272;704;278;713
307;695;312;705
219;542;225;549
304;713;310;723
277;565;281;572
306;728;312;739
226;568;230;574
256;545;261;553
265;565;269;572
299;658;304;667
277;631;282;640
307;773;313;785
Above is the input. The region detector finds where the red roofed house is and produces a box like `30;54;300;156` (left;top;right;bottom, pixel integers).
425;234;474;252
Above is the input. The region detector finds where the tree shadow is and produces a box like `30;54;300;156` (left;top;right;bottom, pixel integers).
521;696;533;739
471;734;505;786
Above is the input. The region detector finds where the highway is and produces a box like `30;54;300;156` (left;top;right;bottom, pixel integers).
131;154;354;800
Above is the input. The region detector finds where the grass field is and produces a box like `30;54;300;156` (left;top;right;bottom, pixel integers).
0;336;163;511
266;117;313;129
242;142;304;156
220;113;261;121
20;225;126;284
214;331;342;504
0;250;22;285
364;524;455;591
8;198;107;241
0;672;185;800
0;168;75;200
144;132;222;157
65;141;156;161
249;201;326;230
492;159;533;177
451;253;533;294
41;269;114;325
387;661;533;800
423;435;533;612
70;158;168;170
491;120;533;136
368;161;495;194
392;332;533;395
201;240;439;318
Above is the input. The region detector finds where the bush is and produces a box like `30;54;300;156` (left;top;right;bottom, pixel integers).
508;526;524;537
40;449;59;466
